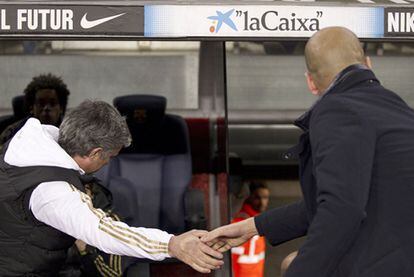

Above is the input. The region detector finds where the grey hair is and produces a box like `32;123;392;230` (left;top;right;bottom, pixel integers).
58;100;131;157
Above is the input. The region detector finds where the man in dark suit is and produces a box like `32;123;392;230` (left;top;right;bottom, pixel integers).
202;27;414;277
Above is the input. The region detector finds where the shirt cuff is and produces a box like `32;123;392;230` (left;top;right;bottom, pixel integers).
164;234;174;258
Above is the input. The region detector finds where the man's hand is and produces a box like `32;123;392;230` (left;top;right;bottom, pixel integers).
168;229;224;273
201;217;259;252
75;239;87;252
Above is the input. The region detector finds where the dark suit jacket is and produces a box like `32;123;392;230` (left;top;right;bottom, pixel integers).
255;65;414;277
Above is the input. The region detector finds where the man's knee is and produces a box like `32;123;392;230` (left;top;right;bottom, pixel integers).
281;251;298;277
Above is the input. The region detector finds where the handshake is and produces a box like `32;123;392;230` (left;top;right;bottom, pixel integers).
168;217;258;273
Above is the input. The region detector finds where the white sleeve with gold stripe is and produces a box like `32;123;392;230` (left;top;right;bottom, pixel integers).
29;181;173;261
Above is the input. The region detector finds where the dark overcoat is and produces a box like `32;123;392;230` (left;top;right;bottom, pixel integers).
255;65;414;277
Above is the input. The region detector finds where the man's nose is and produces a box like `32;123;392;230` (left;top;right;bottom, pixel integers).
42;104;52;112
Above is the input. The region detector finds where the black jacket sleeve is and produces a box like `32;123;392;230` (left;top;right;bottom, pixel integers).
254;200;309;245
79;246;123;277
285;97;376;277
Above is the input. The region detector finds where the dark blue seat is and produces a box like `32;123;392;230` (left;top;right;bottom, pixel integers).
106;176;138;224
97;95;192;234
0;95;26;135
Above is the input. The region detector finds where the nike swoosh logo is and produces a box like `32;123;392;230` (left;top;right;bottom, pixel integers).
80;12;126;29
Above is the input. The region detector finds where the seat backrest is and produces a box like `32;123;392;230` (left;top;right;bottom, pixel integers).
107;176;139;225
12;95;26;120
0;115;15;135
0;95;27;136
98;95;192;233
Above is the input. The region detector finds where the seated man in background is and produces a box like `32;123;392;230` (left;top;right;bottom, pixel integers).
0;73;69;147
231;182;269;277
0;100;223;276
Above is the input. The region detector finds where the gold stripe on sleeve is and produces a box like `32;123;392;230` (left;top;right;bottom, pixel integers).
109;253;114;269
68;184;76;192
75;187;168;254
98;224;168;255
116;254;122;275
97;255;120;277
100;219;168;250
94;257;113;277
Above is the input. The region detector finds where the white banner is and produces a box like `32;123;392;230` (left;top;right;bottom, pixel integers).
145;5;384;38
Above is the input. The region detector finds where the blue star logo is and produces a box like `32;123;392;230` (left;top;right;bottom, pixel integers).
207;9;238;33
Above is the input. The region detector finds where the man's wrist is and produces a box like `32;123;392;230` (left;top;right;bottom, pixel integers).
167;235;177;258
245;217;259;237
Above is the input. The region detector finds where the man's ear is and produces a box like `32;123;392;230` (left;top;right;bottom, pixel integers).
365;56;372;69
305;72;320;96
88;147;104;160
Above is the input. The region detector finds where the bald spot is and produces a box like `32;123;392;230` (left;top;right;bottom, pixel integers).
305;27;365;90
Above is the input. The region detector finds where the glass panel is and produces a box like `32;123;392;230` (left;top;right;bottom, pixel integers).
0;40;229;276
226;40;414;277
227;54;314;110
0;40;199;115
227;41;414;112
365;42;414;107
227;41;305;277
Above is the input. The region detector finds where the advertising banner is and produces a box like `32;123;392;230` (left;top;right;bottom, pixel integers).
0;3;412;39
145;5;384;38
0;5;144;35
384;7;414;36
